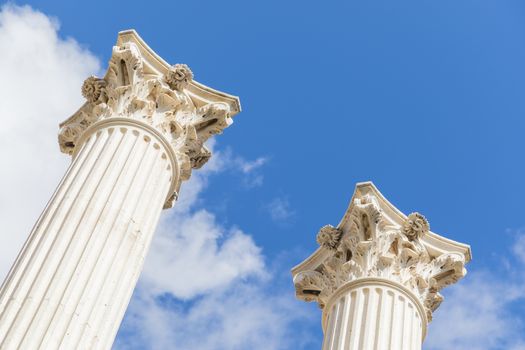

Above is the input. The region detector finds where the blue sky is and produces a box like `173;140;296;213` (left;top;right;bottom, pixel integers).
1;1;525;349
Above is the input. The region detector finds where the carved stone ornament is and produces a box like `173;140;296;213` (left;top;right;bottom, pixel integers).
81;76;107;103
317;225;343;250
403;212;430;241
165;63;193;91
292;182;471;321
58;30;240;207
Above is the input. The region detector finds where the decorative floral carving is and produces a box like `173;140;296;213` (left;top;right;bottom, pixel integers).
107;43;143;87
403;212;430;241
165;64;193;91
81;76;106;103
294;270;332;305
59;40;235;210
316;225;342;250
195;102;232;136
294;193;467;321
348;194;382;241
58;123;85;155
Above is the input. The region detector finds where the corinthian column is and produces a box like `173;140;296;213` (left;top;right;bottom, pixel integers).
0;30;240;350
292;182;471;350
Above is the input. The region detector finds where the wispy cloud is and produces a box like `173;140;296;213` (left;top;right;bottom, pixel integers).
211;144;269;188
426;231;525;350
117;145;317;349
116;276;318;350
237;156;268;174
512;229;525;265
266;197;295;223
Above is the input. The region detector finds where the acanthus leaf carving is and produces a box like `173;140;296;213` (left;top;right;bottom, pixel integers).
294;193;467;322
59;41;234;208
293;270;333;307
348;194;383;242
58;122;86;155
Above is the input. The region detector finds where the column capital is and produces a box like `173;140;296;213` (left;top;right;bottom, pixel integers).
58;30;241;207
292;182;471;322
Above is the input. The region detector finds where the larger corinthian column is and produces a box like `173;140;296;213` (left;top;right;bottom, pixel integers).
0;30;240;350
292;182;471;350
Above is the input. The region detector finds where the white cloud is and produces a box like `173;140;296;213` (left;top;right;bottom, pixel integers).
212;146;269;188
116;279;317;350
266;196;295;223
142;198;267;299
4;6;525;350
426;232;525;350
140;142;267;299
0;4;101;280
237;156;268;174
117;148;317;349
512;229;525;264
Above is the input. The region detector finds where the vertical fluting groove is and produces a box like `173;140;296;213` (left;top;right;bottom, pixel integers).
330;298;344;350
137;165;171;254
99;163;171;349
35;129;147;350
405;301;413;350
400;297;407;350
348;289;364;350
0;130;113;347
392;293;402;349
364;287;378;350
321;314;330;350
97;154;170;349
323;306;336;350
394;296;405;350
75;138;159;348
5;129;126;349
323;285;423;350
407;303;415;350
372;288;383;350
1;128;109;323
74;139;166;349
98;182;170;349
0;135;97;312
342;291;357;350
410;306;415;350
357;288;370;350
56;130;156;349
337;294;351;349
399;297;408;349
0;134;97;314
382;290;394;350
21;129;139;349
20;128;126;346
416;312;422;348
327;300;340;350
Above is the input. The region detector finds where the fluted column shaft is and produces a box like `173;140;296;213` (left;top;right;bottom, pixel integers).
321;278;426;350
0;118;175;350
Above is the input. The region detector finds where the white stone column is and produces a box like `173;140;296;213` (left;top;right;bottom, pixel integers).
321;279;425;350
0;30;241;350
293;182;471;350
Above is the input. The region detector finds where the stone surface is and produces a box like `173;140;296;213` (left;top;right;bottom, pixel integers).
0;30;240;350
58;30;240;205
292;182;471;350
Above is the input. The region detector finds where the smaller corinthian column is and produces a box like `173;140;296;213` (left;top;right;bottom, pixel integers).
292;182;471;350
